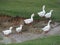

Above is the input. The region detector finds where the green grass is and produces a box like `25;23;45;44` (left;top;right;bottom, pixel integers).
0;37;3;40
0;0;60;21
0;36;60;45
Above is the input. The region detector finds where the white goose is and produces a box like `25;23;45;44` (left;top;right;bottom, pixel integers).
24;13;34;24
42;20;51;33
16;24;23;33
45;10;53;18
38;5;45;17
2;27;13;36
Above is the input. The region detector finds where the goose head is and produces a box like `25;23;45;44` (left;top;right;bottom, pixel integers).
9;27;13;30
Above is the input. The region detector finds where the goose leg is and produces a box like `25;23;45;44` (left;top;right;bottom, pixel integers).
17;32;20;34
44;30;50;34
19;31;22;34
17;31;22;34
5;35;9;37
28;23;32;26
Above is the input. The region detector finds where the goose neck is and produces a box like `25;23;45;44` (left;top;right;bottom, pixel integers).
50;11;52;13
42;7;45;11
47;22;50;26
31;16;33;19
20;25;23;27
9;27;13;30
9;29;12;30
50;10;53;13
47;21;51;26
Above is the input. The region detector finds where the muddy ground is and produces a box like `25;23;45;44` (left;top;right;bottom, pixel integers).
0;15;60;44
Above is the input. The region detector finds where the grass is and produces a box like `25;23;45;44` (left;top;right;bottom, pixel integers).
0;36;60;45
0;0;60;21
0;37;3;40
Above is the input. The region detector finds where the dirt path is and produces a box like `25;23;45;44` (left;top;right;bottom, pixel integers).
1;32;44;44
47;25;60;36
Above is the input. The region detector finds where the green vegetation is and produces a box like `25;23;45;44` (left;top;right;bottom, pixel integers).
0;36;60;45
0;36;3;40
0;0;60;21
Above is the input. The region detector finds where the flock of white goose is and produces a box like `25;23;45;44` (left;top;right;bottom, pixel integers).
2;5;53;37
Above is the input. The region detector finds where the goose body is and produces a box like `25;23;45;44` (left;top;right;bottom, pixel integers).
42;24;50;31
2;27;13;35
45;10;53;18
38;5;45;17
16;25;23;33
24;13;34;24
42;20;51;31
